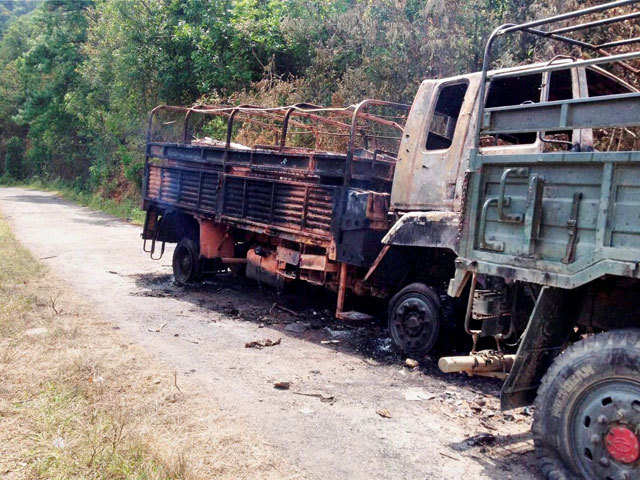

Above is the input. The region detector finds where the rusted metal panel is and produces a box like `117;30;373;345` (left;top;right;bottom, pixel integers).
300;253;339;272
276;245;300;266
221;176;336;235
245;248;282;288
199;220;233;259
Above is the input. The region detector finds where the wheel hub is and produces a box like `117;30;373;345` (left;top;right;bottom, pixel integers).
571;379;640;479
396;299;428;336
390;293;439;355
606;426;640;464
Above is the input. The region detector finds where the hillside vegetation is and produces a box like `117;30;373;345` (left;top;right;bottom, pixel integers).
0;0;636;208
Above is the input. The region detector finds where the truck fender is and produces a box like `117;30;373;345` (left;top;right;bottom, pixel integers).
382;211;459;251
364;211;459;284
501;286;575;410
150;209;199;244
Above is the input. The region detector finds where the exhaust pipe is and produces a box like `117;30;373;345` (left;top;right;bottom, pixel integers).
438;351;516;375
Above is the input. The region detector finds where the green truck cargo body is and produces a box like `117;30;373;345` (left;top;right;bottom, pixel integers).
460;149;640;290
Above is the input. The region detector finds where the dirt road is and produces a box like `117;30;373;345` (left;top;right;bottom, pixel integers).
0;187;540;480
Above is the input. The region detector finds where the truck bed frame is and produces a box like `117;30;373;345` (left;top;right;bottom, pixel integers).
141;100;410;314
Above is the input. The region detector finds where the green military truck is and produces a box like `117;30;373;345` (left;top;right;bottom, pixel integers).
142;1;640;477
433;2;640;478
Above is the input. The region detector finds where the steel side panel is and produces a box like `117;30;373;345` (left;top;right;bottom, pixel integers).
463;152;640;288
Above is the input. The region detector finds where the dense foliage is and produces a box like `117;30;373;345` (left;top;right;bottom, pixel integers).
0;0;40;37
0;0;636;202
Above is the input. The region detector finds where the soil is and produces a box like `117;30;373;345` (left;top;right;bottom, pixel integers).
0;187;541;480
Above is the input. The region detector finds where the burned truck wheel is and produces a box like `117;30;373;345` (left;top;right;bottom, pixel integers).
533;329;640;480
172;238;201;285
388;283;441;357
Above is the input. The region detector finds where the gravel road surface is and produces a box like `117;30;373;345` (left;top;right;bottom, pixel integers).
0;187;540;480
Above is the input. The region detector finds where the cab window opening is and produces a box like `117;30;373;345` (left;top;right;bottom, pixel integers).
481;70;574;148
426;82;468;151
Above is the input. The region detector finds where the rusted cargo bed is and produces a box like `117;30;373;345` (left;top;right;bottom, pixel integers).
142;101;409;274
145;143;396;245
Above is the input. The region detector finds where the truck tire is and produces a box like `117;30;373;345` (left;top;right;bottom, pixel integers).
533;329;640;480
388;283;441;357
172;238;201;285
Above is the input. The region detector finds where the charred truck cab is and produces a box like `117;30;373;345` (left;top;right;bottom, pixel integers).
142;1;640;477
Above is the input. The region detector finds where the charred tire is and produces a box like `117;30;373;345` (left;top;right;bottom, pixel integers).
388;283;441;357
533;329;640;480
172;238;201;285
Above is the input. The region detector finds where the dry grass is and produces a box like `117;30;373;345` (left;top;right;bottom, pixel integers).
0;215;303;480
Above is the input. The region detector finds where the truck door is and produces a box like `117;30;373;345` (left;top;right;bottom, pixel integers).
391;78;474;212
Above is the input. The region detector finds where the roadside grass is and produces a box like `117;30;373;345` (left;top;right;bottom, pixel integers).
0;176;145;225
0;217;183;479
0;218;39;337
0;215;301;480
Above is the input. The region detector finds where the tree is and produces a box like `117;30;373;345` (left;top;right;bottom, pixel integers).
4;136;24;179
0;0;41;39
13;0;92;179
4;0;632;203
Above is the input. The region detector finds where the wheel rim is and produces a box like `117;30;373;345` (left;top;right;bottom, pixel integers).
390;296;438;354
570;378;640;480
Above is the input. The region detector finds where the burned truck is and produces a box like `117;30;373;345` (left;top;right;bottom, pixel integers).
141;98;444;351
142;1;640;477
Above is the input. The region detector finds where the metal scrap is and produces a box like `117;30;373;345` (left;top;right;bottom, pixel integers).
292;391;335;404
405;358;419;369
245;338;282;349
465;433;496;447
270;303;300;317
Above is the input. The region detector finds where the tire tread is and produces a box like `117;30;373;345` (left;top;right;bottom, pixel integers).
533;328;640;480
